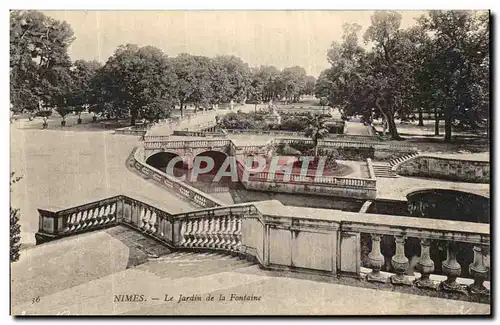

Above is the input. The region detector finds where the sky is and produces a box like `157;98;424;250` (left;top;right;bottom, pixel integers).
42;10;425;77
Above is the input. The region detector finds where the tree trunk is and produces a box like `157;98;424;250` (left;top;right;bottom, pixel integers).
130;109;137;126
418;108;424;126
387;114;402;140
444;105;452;142
179;101;184;118
434;107;440;136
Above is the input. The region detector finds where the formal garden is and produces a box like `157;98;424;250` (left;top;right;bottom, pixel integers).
218;111;345;134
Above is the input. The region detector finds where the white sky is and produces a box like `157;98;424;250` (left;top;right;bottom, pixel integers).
42;10;426;77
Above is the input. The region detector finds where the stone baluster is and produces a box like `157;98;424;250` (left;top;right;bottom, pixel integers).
148;211;157;234
101;206;109;225
468;245;490;295
440;242;467;294
225;216;234;250
179;221;187;247
234;217;242;251
191;219;201;247
414;238;437;289
183;220;193;247
89;208;98;227
218;217;227;250
139;208;147;232
213;218;221;249
367;234;387;283
76;211;85;230
390;235;411;285
201;218;210;247
227;216;236;251
82;211;90;230
69;212;78;232
207;219;215;248
97;204;109;226
194;219;204;248
198;219;207;247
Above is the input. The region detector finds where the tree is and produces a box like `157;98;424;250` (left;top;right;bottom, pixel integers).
362;11;409;140
210;55;251;105
279;66;307;103
140;98;174;125
10;10;75;116
96;44;178;125
304;114;329;157
67;59;102;123
10;172;22;263
318;23;369;122
417;11;489;141
35;110;52;128
55;107;71;126
303;76;317;96
172;54;213;116
252;65;282;102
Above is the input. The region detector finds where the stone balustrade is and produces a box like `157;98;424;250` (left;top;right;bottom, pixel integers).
132;146;225;209
36;197;490;302
248;172;376;189
175;204;257;251
36;196;122;242
144;139;232;150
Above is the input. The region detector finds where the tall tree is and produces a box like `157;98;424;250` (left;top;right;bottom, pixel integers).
97;44;178;125
280;66;307;103
303;75;317;96
418;11;489;141
210;55;251;105
362;11;408;140
10;10;75;115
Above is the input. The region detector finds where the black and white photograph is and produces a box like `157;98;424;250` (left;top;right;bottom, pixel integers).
8;8;491;316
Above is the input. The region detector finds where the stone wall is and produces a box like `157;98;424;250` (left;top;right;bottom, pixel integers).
242;178;377;200
395;156;489;183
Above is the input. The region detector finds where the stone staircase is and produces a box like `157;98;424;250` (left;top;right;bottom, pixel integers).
372;153;419;179
140;250;256;280
388;152;419;168
371;163;399;178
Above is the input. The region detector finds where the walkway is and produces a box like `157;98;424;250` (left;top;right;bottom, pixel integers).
11;227;489;315
345;117;373;136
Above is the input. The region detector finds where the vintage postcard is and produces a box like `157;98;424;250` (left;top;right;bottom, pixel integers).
9;10;490;316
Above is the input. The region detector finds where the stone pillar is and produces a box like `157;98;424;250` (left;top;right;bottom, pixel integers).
440;242;466;293
390;235;411;285
367;234;387;283
414;238;437;289
468;245;490;295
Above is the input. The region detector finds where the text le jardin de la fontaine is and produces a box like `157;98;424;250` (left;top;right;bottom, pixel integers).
114;293;262;304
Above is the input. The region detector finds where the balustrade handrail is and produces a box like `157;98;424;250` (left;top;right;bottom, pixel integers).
172;203;258;220
38;195;490;243
246;171;376;188
133;146;225;208
253;202;489;244
45;195;123;217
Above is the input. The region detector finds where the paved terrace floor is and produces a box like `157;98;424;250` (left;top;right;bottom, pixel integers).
10;127;198;245
11;227;489;316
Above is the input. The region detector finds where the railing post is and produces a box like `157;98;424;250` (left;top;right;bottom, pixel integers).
440;241;467;294
367;234;387;283
468;245;490;295
390;235;411;285
414;238;438;289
